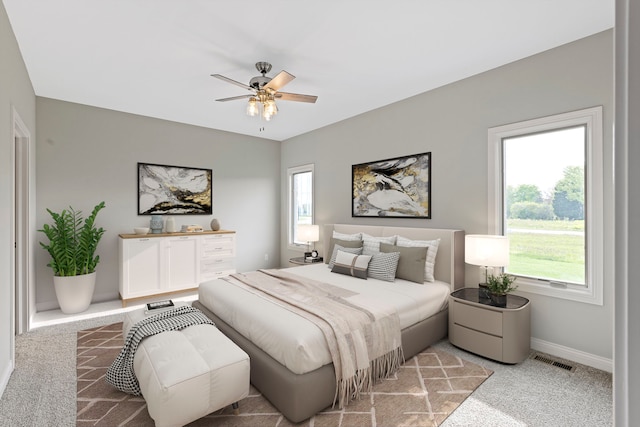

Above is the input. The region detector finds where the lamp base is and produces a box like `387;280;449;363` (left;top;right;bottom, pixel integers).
478;283;490;300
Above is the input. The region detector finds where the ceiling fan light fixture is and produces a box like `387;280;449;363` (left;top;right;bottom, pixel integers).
214;61;317;124
264;99;278;117
246;97;259;116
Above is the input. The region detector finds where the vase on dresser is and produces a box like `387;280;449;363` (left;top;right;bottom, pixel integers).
150;215;163;234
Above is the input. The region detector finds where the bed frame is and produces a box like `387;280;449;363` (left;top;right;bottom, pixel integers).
193;224;464;422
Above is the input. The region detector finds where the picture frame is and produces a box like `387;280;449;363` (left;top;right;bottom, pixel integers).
352;152;431;218
138;162;212;215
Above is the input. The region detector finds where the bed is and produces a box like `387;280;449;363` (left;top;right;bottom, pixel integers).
193;224;464;422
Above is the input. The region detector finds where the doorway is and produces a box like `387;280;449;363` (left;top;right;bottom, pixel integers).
12;108;32;335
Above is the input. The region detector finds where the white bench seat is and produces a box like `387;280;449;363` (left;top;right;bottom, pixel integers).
124;308;250;427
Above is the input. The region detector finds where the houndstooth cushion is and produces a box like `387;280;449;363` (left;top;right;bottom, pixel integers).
367;251;401;282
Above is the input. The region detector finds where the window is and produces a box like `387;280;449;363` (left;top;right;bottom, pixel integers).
287;164;314;248
488;107;603;305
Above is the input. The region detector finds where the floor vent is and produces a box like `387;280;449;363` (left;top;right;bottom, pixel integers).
531;353;576;372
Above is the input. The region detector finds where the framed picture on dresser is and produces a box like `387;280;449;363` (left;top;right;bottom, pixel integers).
352;152;431;218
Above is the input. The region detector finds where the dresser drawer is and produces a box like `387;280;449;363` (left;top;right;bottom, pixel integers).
201;257;235;277
202;235;235;258
450;323;503;361
453;300;503;336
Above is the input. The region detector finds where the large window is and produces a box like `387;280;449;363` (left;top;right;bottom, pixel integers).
488;107;603;304
287;164;314;248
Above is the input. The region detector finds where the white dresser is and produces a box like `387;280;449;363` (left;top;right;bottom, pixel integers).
118;230;236;306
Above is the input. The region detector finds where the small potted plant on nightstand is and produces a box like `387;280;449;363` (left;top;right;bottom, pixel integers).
485;273;517;307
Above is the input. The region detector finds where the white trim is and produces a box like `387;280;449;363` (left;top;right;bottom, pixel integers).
488;106;604;305
11;107;34;333
286;163;314;250
531;337;612;373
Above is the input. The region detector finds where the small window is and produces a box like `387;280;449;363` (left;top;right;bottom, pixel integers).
488;107;603;305
287;164;314;247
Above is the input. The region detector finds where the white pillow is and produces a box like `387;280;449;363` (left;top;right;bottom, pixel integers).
396;236;441;282
331;250;372;279
361;233;397;256
332;231;362;241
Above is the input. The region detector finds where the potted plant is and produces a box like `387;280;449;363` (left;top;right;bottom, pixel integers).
39;201;106;314
485;272;517;307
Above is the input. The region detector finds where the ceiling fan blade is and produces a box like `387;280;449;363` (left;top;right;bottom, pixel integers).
215;94;254;102
275;92;318;103
211;74;254;92
264;70;295;92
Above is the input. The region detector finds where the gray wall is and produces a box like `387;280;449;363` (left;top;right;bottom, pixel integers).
35;99;281;309
281;30;614;361
0;2;36;392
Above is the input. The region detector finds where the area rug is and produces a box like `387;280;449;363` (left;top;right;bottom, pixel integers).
77;323;492;427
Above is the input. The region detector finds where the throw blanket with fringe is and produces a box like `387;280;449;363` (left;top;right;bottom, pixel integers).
105;306;215;395
226;269;403;408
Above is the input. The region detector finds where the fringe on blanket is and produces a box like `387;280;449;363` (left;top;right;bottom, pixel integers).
335;346;405;408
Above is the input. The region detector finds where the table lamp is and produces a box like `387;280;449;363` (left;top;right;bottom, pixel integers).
297;224;320;258
465;234;510;289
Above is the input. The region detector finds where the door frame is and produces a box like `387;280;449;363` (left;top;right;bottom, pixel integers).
11;107;34;336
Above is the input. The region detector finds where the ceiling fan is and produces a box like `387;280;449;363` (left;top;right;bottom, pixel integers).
211;62;318;121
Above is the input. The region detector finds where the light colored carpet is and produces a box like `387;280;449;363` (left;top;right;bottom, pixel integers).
0;313;612;427
76;322;492;426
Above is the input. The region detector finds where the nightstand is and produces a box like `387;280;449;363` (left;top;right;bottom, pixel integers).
289;256;323;266
449;288;530;364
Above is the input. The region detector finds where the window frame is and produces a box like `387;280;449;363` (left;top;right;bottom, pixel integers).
287;163;315;250
488;106;603;305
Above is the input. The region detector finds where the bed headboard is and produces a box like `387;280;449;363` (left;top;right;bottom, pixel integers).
322;224;465;291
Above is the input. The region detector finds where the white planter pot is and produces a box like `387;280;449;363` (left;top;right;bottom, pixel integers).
53;272;96;314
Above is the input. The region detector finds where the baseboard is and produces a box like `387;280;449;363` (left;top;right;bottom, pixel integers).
35;291;119;313
531;337;612;373
0;360;14;398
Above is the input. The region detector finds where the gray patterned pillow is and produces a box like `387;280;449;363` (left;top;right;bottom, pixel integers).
367;251;401;282
324;237;362;268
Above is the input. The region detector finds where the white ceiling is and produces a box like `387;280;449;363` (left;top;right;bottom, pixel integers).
3;1;613;141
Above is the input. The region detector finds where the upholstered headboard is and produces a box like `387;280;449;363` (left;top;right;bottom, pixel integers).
322;224;465;291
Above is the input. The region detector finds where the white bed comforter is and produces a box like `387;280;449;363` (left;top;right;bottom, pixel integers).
198;264;450;375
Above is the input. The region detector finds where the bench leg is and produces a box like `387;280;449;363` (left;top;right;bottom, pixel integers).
232;402;239;415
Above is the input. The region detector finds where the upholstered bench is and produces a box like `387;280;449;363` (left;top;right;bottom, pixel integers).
123;306;250;427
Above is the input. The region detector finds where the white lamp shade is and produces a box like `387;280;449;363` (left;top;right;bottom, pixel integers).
297;224;320;243
465;234;510;267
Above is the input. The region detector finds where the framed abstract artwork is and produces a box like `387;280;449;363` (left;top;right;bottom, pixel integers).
138;162;212;215
352;152;431;218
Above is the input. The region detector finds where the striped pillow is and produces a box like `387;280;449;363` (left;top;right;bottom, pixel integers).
367;251;401;282
331;250;372;279
396;236;441;282
361;233;397;256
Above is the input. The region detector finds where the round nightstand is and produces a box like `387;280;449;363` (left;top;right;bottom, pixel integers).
289;256;323;266
449;288;530;364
